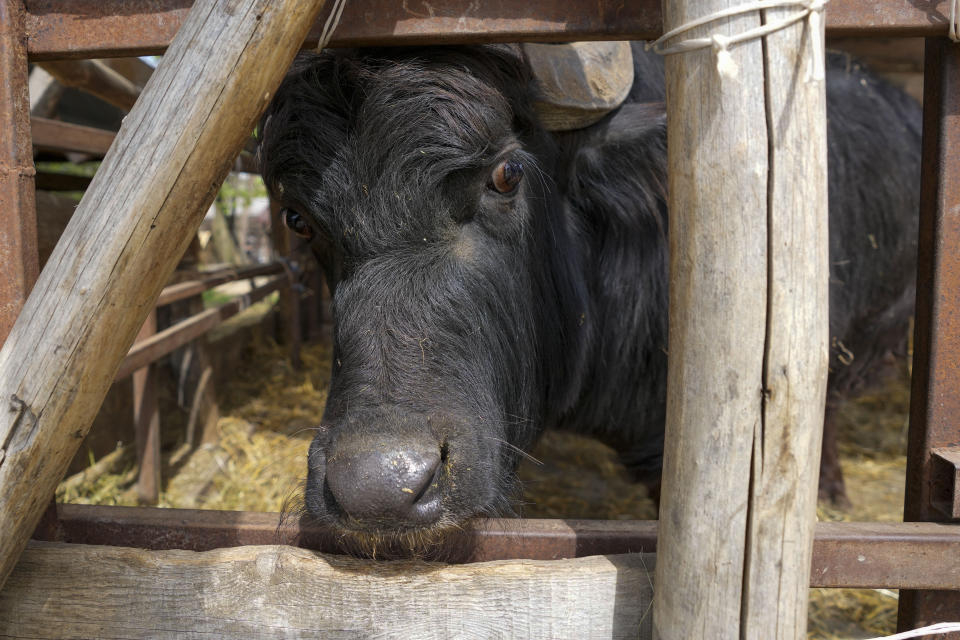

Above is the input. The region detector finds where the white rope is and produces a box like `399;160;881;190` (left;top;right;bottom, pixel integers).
316;0;348;51
645;0;827;81
951;0;959;43
865;622;960;640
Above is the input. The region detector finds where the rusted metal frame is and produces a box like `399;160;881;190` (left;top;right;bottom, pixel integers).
133;311;161;505
155;262;284;306
0;0;40;346
899;38;960;634
21;0;960;62
30;505;960;589
30;116;114;156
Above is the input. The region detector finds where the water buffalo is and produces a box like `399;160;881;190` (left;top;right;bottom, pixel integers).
258;44;920;557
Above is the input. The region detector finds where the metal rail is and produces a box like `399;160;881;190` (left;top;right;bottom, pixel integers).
21;0;958;61
30;504;960;590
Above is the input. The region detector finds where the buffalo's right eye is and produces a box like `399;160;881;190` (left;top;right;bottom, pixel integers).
281;208;313;239
489;159;524;194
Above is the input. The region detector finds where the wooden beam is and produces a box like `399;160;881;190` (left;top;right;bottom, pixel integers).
1;542;655;640
115;276;285;380
30;117;115;156
653;2;828;639
155;263;283;306
29;506;960;590
0;0;329;592
37;59;141;112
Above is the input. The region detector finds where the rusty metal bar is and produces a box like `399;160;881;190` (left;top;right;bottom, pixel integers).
0;0;39;345
899;38;960;635
23;0;957;62
31;505;960;589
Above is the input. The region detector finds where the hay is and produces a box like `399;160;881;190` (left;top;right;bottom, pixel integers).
57;333;913;638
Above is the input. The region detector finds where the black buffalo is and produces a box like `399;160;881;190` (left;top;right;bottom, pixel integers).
258;44;920;557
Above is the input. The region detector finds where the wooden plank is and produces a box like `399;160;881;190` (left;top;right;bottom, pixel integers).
22;0;958;61
652;2;827;639
740;5;829;639
132;311;160;505
37;59;141;112
115;276;284;380
155;263;283;306
0;0;40;345
30;116;115;155
0;0;329;592
0;542;655;640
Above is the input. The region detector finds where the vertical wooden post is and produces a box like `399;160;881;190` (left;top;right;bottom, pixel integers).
270;199;302;367
0;0;39;346
133;311;161;504
898;38;960;637
0;0;329;591
652;3;828;639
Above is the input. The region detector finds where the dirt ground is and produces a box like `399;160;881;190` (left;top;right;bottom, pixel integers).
59;319;912;639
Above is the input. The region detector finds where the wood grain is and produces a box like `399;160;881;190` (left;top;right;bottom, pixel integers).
0;542;655;640
0;0;328;591
653;2;828;639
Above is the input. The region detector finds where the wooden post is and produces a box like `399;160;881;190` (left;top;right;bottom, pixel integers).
133;311;161;505
270;199;302;367
0;0;328;591
652;3;828;639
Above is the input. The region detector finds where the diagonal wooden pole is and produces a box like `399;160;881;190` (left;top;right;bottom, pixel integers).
0;0;328;591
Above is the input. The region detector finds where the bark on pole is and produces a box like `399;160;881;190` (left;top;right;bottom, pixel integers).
652;2;828;639
0;0;328;591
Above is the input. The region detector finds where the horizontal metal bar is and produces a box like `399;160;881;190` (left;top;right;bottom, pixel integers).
24;0;954;62
37;504;960;589
114;275;285;379
155;262;284;307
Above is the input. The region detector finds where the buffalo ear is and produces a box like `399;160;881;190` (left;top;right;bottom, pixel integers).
566;101;669;232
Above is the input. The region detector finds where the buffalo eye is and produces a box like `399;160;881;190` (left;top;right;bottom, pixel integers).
489;159;523;194
281;208;313;239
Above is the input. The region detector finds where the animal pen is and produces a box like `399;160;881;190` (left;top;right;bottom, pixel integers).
0;0;958;638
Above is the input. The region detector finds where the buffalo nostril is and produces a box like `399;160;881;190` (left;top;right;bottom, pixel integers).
325;439;443;525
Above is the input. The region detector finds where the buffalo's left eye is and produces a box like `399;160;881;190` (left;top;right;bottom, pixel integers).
489;159;524;194
281;208;313;239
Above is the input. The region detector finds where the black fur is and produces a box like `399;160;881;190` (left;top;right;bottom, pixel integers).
258;45;919;555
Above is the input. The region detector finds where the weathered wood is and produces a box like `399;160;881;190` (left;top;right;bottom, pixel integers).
30;116;115;156
652;3;828;640
155;263;283;306
0;0;328;592
740;7;829;639
133;311;160;504
27;65;63;117
0;542;655;640
0;0;40;346
37;59;141;112
116;276;285;380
